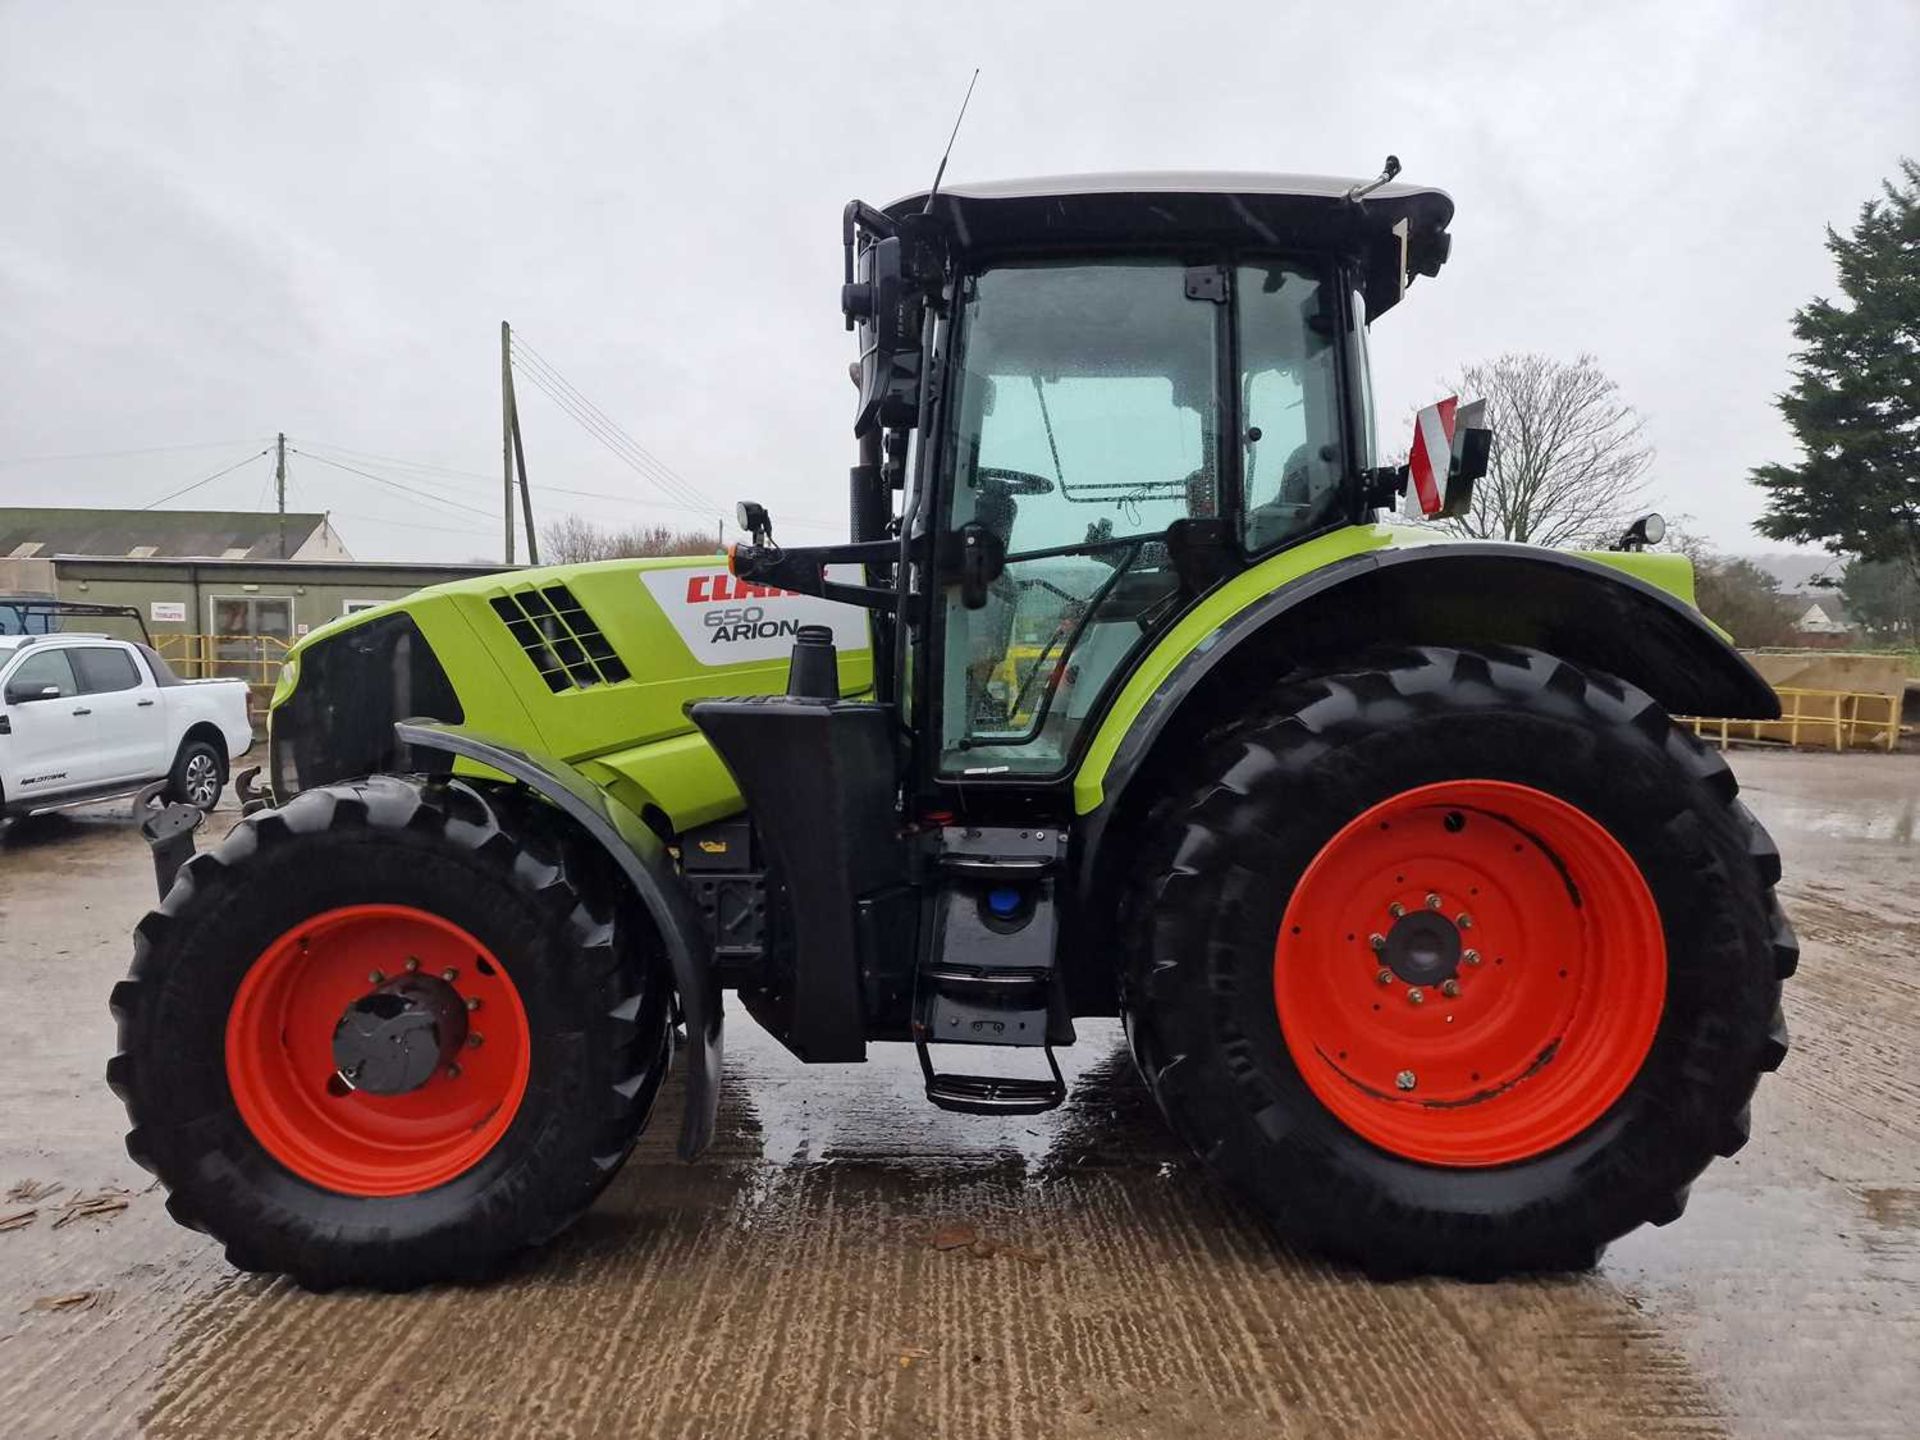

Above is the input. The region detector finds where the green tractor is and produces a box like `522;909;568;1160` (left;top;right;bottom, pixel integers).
109;166;1795;1289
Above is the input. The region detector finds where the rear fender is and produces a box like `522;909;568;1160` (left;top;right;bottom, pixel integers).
396;721;721;1159
1078;542;1777;821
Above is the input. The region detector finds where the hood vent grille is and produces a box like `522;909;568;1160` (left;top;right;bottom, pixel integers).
490;584;629;692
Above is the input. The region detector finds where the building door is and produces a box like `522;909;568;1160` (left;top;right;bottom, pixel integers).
210;596;293;680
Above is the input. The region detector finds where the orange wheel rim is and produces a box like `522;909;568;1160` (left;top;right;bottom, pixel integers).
1273;780;1665;1166
225;904;531;1196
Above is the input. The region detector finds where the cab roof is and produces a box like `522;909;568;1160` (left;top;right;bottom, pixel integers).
886;170;1454;315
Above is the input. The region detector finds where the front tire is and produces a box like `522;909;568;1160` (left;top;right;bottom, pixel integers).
107;775;673;1290
1122;646;1795;1277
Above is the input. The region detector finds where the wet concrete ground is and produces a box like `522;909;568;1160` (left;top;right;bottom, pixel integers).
0;749;1914;1438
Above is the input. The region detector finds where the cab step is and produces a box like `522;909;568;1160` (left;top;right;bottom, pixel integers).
916;1043;1066;1115
911;823;1072;1114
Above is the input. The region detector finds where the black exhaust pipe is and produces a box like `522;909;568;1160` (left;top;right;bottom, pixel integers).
786;624;840;699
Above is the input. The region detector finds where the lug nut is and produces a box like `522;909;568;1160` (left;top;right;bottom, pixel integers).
1406;987;1426;1006
445;1063;462;1079
1376;968;1394;986
1369;934;1387;952
1457;913;1474;930
465;996;482;1011
1425;892;1443;910
1395;1070;1417;1091
1463;948;1482;966
1441;979;1461;998
1388;901;1405;919
441;968;458;983
367;969;385;985
404;957;420;973
467;1032;484;1048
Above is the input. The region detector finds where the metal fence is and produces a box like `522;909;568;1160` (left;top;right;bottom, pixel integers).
1682;686;1903;754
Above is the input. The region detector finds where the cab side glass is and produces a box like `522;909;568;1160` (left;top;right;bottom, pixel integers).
72;646;142;694
1238;264;1347;554
5;648;79;703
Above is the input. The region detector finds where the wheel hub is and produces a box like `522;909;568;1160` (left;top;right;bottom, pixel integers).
332;974;469;1095
1272;780;1667;1167
1381;910;1462;988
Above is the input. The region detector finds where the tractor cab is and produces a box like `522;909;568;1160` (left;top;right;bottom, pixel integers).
730;168;1466;785
697;168;1482;1105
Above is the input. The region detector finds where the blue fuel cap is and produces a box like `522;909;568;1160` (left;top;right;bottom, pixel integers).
987;886;1023;918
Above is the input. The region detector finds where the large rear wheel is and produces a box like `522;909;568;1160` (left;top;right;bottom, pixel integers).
1122;646;1795;1277
108;775;673;1290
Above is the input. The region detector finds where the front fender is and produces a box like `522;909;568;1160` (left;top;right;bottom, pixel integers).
396;721;721;1160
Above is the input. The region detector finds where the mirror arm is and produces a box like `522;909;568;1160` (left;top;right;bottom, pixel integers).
731;538;903;613
1362;465;1409;509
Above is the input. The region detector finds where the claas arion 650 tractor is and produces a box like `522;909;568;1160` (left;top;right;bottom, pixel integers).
109;166;1795;1289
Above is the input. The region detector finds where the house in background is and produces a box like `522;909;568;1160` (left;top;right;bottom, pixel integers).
1785;592;1857;648
0;508;507;677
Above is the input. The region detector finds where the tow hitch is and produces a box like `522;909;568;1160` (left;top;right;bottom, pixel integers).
137;780;203;902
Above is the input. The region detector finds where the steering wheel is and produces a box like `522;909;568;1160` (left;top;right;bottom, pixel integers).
975;466;1055;496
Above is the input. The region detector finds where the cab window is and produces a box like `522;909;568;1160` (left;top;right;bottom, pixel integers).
5;649;79;701
1238;263;1346;554
72;646;143;694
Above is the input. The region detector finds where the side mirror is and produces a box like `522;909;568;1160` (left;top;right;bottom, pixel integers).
5;682;60;705
1403;397;1490;520
843;235;924;437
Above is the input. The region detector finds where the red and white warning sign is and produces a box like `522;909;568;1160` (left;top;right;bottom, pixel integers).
639;563;872;667
1406;396;1459;518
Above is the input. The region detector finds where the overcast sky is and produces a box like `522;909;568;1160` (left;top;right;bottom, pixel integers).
3;1;1915;564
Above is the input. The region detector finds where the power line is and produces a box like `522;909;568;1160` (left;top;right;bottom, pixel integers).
511;362;714;513
508;340;716;512
290;449;499;520
328;509;498;538
510;338;710;502
295;440;498;484
137;448;274;509
0;438;260;468
296;434;847;535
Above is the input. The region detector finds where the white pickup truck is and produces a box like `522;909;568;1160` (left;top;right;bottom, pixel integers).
0;632;254;819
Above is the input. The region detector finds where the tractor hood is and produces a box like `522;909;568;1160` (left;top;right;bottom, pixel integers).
886;171;1454;315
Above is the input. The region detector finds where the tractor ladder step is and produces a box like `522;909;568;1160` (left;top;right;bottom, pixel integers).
916;1039;1066;1115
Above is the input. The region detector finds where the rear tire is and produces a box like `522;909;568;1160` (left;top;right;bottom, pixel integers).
1121;646;1794;1278
166;737;225;812
108;774;673;1290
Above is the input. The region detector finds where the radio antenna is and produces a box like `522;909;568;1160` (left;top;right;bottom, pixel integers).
923;68;980;214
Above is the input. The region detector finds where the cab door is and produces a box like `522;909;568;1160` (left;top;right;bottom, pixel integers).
931;258;1224;780
70;644;166;783
1;647;93;798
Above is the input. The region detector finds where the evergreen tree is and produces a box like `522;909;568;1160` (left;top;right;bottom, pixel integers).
1752;160;1920;579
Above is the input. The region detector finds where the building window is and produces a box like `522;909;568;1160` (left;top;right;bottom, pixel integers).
209;595;294;679
342;599;381;615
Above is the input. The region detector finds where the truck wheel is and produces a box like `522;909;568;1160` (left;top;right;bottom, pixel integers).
166;737;225;811
107;774;673;1290
1121;646;1794;1278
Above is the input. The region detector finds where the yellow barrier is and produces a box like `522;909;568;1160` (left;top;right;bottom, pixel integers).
1682;687;1901;754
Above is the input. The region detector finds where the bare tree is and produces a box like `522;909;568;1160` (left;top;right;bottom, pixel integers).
1432;353;1654;548
540;513;720;563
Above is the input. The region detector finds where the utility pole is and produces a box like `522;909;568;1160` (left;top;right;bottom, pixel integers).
501;322;515;565
501;321;538;565
275;432;287;559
